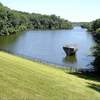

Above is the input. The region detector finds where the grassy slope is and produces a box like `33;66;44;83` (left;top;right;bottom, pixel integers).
0;52;100;100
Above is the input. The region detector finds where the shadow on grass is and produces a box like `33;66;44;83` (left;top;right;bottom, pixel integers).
87;83;100;93
65;70;100;92
67;71;100;82
66;71;100;92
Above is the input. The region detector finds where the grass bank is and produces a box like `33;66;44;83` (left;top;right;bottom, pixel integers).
0;52;100;100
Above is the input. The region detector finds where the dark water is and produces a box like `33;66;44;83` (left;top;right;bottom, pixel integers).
0;27;95;69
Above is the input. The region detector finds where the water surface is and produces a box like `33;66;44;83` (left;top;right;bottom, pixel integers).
0;27;95;69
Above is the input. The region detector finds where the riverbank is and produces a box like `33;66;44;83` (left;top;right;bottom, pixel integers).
0;51;100;100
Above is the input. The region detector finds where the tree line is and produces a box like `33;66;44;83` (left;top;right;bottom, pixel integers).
81;19;100;74
0;3;72;36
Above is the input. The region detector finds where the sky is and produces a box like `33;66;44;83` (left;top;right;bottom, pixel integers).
0;0;100;22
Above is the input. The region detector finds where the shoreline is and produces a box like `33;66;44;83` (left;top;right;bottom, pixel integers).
0;50;94;72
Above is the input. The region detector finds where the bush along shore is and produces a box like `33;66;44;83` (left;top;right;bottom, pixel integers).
81;19;100;74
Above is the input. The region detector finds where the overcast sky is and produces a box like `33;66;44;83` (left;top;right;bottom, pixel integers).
0;0;100;22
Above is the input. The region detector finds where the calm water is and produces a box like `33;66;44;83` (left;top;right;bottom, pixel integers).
0;27;95;69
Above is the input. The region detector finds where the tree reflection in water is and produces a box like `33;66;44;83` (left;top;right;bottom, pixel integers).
63;55;77;64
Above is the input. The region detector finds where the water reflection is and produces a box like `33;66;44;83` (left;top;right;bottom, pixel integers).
0;33;21;47
63;55;77;64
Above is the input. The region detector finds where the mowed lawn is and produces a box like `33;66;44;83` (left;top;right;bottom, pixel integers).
0;52;100;100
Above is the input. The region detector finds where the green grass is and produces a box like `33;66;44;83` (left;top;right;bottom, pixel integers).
0;51;100;100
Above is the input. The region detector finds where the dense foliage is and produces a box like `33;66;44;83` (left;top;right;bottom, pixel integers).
91;19;100;73
82;19;100;73
81;22;92;31
0;3;72;35
92;44;100;73
91;19;100;32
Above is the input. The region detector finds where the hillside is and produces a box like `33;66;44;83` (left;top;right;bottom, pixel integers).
0;52;100;100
